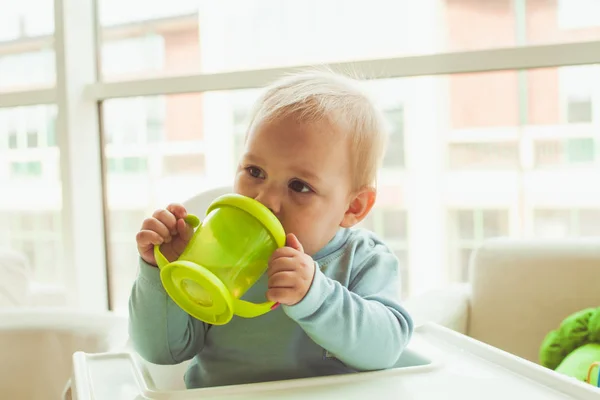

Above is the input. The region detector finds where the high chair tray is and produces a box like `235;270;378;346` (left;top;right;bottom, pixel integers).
71;323;600;399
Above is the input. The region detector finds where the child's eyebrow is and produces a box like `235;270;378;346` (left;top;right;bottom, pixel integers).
242;153;265;165
292;167;322;184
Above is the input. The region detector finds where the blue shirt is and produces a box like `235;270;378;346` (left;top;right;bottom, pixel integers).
128;227;414;389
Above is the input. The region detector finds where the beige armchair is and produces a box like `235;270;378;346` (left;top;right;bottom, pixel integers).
405;237;600;364
0;308;127;400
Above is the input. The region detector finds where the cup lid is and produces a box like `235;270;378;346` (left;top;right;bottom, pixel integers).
207;194;286;248
161;260;234;325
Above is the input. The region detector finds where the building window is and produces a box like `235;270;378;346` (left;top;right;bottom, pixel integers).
448;142;520;170
534;209;600;238
559;65;597;124
567;97;592;123
232;107;249;165
10;161;43;178
8;131;18;149
0;211;62;284
566;138;595;163
108;209;147;237
382;107;404;168
106;208;150;310
162;154;205;176
107;157;148;174
26;130;38;148
358;208;410;298
0;50;55;90
449;209;509;282
144;97;165;143
534;138;596;167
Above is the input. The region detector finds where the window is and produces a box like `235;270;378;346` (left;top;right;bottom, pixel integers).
382;107;405;168
103;97;168;145
103;92;243;310
448;142;520;169
449;209;509;282
145;97;165;143
358;208;409;298
0;104;61;289
102;36;165;79
106;209;147;311
534;138;597;167
560;65;598;124
162;154;205;176
566;138;595;163
97;0;600;79
567;98;592;123
107;157;148;174
4;0;600;312
26;131;38;148
101;68;600;308
0;50;56;91
534;209;600;238
232;107;249;166
10;161;43;178
0;211;63;284
579;210;600;236
8;131;18;149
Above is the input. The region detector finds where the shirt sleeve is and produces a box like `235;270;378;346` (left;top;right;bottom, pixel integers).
282;247;413;370
128;259;207;365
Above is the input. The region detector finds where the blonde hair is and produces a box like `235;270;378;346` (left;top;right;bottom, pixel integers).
246;69;388;189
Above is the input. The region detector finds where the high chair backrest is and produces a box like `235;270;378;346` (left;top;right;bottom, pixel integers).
183;186;232;216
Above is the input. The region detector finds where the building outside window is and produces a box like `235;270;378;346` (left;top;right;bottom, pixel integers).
448;209;510;282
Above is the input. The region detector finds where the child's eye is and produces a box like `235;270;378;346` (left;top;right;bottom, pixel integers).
289;180;312;193
246;166;265;179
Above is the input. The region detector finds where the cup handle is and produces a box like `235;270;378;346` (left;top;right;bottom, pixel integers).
232;298;279;318
153;214;201;270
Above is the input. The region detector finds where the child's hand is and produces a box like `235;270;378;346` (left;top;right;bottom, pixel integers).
266;233;316;306
136;203;194;267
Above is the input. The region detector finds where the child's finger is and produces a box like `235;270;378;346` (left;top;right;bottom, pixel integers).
267;258;297;277
285;233;304;253
268;271;296;288
177;218;194;242
269;247;297;263
136;230;164;247
266;288;294;305
141;217;172;242
153;209;177;235
167;203;188;220
171;220;193;256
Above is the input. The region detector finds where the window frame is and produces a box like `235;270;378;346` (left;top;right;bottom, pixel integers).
1;1;600;309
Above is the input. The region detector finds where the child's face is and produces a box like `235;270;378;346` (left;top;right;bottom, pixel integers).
234;115;355;256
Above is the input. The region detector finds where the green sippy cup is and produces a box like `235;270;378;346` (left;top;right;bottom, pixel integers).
154;193;285;325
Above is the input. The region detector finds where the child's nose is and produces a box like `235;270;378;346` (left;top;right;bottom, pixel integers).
255;190;281;215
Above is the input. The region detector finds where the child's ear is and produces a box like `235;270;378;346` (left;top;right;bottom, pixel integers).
340;187;376;228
